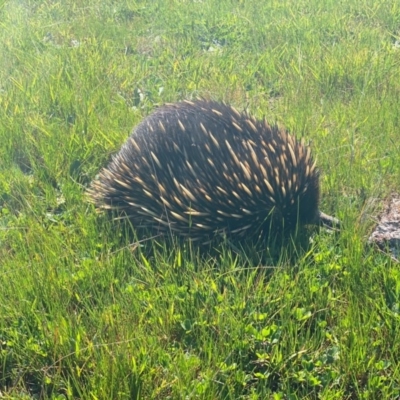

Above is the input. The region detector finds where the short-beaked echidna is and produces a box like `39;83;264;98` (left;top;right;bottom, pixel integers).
88;100;338;241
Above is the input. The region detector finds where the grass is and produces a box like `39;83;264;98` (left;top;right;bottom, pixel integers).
1;0;400;398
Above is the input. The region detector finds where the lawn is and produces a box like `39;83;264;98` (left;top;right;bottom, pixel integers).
1;0;400;398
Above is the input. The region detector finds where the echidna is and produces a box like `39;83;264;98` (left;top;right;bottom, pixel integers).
88;100;339;242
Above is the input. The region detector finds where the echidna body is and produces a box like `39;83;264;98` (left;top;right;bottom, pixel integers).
88;100;337;241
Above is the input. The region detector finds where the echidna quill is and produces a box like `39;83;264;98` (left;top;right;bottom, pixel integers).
88;100;339;242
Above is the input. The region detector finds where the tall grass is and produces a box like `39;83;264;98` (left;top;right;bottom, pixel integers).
1;0;400;398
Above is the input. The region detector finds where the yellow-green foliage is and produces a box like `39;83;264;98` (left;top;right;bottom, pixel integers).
1;0;400;398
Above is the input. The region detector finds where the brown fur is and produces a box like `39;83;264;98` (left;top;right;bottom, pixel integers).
88;100;332;242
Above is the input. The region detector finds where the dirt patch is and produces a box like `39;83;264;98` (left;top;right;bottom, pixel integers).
369;194;400;261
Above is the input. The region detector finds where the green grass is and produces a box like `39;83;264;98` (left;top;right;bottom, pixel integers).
1;0;400;398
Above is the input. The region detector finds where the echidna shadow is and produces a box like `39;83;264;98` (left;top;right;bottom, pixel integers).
88;100;339;245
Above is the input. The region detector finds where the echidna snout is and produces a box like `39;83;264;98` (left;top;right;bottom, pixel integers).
88;100;339;241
